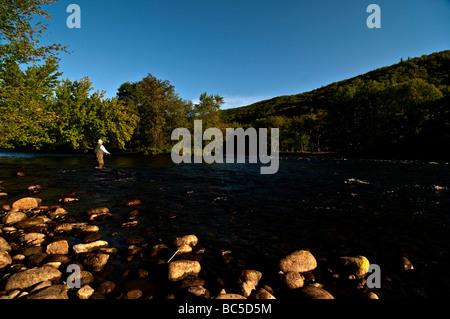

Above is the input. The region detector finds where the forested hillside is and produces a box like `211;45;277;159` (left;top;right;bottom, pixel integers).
222;50;450;158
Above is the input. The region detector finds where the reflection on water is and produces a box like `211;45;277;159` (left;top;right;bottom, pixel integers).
1;150;449;298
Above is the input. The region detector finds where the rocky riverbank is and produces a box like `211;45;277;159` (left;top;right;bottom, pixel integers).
0;181;414;300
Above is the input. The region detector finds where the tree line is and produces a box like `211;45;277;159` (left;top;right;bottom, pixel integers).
1;1;449;159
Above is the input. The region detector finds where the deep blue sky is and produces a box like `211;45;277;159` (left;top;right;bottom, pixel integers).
39;0;450;109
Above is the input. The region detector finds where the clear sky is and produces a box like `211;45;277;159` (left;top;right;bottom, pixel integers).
39;0;450;109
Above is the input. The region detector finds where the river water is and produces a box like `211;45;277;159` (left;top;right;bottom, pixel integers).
0;151;449;298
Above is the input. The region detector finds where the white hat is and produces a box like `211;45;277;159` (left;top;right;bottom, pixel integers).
98;139;103;143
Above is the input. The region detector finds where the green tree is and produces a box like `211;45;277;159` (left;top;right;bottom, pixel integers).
0;0;65;149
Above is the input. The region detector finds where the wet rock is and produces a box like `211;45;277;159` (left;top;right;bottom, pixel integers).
168;260;201;282
48;207;68;220
16;217;45;229
179;278;206;290
59;197;79;204
97;281;116;294
126;289;143;299
121;221;139;228
26;285;69;299
177;244;193;254
188;286;210;298
2;211;27;225
46;240;69;255
86;207;110;221
12;197;42;211
255;287;276;299
215;293;247;299
28;185;43;193
401;257;414;272
77;285;95;299
279;250;317;273
340;256;370;277
285;271;304;289
0;237;12;252
297;286;335;299
0;251;12;269
5;266;62;291
19;233;45;246
73;240;109;254
174;234;198;247
27;253;47;266
125;199;142;207
238;270;262;297
82;233;102;244
74;224;100;234
82;253;109;272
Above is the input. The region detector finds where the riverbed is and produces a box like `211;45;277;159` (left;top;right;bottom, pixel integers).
1;151;449;298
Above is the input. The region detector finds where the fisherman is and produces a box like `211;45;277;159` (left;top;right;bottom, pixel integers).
94;139;110;169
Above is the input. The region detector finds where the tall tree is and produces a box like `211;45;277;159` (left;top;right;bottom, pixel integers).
0;0;65;149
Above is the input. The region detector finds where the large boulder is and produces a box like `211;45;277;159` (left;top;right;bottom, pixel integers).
5;266;62;291
279;250;317;273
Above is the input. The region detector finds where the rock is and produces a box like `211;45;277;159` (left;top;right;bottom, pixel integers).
77;285;95;299
188;286;210;298
297;286;335;299
2;211;27;225
285;271;304;289
125;199;142;206
59;197;79;204
0;237;12;252
2;204;11;211
121;221;138;228
179;278;206;290
86;207;110;221
5;266;62;291
0;192;8;199
46;240;69;255
126;289;143;299
137;268;149;278
19;233;45;246
97;281;116;294
279;250;317;273
367;292;379;299
0;251;12;269
238;270;262;297
401;257;414;271
27;185;43;193
174;234;198;247
168;260;201;282
79;270;95;286
82;233;102;244
177;244;193;254
26;285;69;299
16;217;45;229
12;197;42;211
17;172;26;177
27;253;47;266
255;287;276;299
82;253;109;272
48;207;68;220
214;293;247;299
73;240;109;254
75;224;100;234
340;256;370;277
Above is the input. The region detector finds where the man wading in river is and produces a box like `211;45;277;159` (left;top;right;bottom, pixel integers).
95;139;110;169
